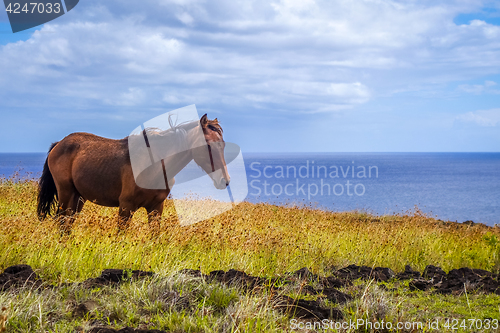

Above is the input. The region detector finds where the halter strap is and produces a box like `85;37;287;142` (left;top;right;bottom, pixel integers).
207;144;215;173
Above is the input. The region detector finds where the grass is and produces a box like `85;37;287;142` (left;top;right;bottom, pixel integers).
0;178;500;332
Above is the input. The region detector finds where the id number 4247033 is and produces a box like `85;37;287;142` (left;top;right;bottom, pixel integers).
444;318;498;330
5;2;62;14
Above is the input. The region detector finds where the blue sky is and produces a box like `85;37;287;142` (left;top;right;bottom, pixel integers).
0;0;499;152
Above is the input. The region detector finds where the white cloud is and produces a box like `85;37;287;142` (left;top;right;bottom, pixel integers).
456;108;500;127
105;87;146;106
0;0;499;117
458;80;500;94
271;0;316;16
327;82;370;103
176;12;195;25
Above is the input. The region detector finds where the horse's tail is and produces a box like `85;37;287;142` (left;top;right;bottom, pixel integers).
37;142;59;220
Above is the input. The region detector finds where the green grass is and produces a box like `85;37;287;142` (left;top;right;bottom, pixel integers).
0;179;499;332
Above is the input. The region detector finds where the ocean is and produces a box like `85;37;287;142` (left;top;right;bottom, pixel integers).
1;152;499;226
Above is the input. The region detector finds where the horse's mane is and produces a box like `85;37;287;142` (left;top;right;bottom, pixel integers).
127;117;223;142
145;118;223;137
144;119;198;137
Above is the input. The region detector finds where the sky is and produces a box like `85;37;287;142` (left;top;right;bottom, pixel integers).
0;0;499;153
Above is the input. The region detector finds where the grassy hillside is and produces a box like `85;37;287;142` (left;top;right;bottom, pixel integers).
0;179;499;332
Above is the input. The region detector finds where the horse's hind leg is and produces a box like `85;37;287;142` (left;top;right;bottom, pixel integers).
56;185;84;233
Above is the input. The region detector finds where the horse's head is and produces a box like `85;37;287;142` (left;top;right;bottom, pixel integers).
192;114;230;189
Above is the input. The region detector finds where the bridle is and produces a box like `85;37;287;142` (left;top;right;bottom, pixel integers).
207;143;215;173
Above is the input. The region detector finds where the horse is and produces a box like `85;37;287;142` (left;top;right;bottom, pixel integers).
37;114;230;231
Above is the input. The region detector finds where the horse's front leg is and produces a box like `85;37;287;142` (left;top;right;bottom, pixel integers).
147;201;164;229
117;204;135;230
145;188;170;232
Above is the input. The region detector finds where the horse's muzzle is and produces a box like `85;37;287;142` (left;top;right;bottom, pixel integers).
214;177;229;189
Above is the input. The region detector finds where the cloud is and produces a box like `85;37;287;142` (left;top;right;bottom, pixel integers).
176;12;194;26
456;108;500;127
327;82;370;103
106;87;146;106
458;80;500;94
0;0;499;118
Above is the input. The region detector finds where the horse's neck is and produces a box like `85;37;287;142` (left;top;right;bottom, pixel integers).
162;127;201;180
162;150;193;181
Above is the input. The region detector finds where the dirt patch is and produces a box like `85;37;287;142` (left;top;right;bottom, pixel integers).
209;269;265;290
319;275;351;289
333;264;395;282
406;267;500;294
321;264;500;296
437;267;499;295
0;264;43;291
396;265;421;280
82;269;155;288
422;265;447;281
321;288;353;304
409;278;433;291
297;285;352;304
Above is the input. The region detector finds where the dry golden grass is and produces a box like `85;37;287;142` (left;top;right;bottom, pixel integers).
1;179;499;283
2;179;500;332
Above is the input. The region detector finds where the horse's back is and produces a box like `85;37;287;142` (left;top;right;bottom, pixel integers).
49;132;128;165
48;132;131;207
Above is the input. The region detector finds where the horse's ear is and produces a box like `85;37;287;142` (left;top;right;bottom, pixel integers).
200;114;208;128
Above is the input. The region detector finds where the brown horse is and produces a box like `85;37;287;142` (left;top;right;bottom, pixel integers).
37;114;230;231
